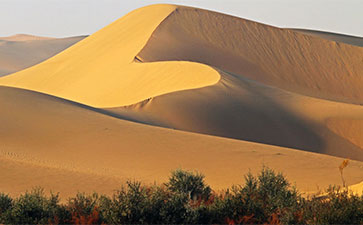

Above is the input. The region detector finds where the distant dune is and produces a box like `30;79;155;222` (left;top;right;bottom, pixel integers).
0;34;54;41
0;35;86;77
0;4;362;197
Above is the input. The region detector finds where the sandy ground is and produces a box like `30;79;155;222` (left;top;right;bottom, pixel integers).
0;34;85;77
0;4;362;197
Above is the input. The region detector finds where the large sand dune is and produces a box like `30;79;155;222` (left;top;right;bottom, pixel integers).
0;4;362;197
0;34;85;77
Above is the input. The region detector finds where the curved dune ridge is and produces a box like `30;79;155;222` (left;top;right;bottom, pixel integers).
0;4;362;197
1;86;363;198
0;4;220;107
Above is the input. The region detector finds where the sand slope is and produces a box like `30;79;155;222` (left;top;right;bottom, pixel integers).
0;35;85;77
109;71;363;161
1;86;362;198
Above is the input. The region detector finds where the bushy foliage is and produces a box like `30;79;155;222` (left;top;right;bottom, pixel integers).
0;168;362;224
302;186;363;224
0;188;68;224
166;169;211;200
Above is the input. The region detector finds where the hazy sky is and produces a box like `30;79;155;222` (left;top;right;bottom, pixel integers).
1;0;362;38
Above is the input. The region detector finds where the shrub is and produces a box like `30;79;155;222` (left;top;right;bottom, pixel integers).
166;169;211;201
302;186;363;224
68;192;103;224
2;188;67;224
0;193;13;223
209;167;301;224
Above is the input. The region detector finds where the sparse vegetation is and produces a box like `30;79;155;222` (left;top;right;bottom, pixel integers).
0;167;362;224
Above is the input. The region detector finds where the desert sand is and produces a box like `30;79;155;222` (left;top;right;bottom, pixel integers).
0;4;362;198
0;34;85;77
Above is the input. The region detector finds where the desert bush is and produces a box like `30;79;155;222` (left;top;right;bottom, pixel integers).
208;167;301;224
166;169;211;201
68;192;104;224
0;193;13;223
302;186;363;224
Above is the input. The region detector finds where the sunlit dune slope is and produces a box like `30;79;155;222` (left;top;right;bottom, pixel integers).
0;35;85;77
0;5;219;107
0;157;124;199
291;29;363;47
1;86;362;197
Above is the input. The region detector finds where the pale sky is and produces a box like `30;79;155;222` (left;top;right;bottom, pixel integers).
1;0;362;38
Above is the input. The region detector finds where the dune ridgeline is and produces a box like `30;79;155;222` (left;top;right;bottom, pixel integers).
0;4;362;198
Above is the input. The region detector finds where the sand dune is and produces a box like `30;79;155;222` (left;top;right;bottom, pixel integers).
1;86;362;198
0;35;85;77
0;4;362;197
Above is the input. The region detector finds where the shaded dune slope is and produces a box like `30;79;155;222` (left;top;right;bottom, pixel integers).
1;86;363;196
0;35;85;77
109;71;363;161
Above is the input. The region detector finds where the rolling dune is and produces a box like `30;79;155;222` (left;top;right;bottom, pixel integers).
0;4;362;197
0;35;85;77
1;86;362;198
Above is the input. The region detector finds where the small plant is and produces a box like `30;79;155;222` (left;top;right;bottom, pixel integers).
339;159;349;188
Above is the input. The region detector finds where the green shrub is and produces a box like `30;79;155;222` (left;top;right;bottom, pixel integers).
2;188;67;224
0;193;13;223
166;169;211;200
302;186;363;224
209;167;301;224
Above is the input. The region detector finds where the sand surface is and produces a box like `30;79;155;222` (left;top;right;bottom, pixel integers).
0;4;362;197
